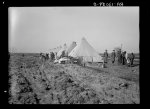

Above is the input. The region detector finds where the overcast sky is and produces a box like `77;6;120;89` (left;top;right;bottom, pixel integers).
9;7;139;53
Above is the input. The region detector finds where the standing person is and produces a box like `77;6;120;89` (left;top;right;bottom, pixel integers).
46;53;49;60
130;53;135;66
128;53;132;67
122;51;126;65
104;50;108;63
125;52;130;67
51;52;55;61
111;50;116;64
117;49;121;65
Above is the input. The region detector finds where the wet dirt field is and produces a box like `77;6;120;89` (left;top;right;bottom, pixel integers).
8;53;140;104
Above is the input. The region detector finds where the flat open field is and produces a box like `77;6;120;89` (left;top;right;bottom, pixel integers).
8;53;140;104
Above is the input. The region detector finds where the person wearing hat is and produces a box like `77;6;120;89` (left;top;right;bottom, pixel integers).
104;50;108;63
111;50;116;64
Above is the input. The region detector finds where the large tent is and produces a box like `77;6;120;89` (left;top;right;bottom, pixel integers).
69;37;103;62
57;43;68;57
65;41;77;56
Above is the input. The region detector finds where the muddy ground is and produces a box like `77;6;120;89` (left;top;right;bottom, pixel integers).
8;53;140;104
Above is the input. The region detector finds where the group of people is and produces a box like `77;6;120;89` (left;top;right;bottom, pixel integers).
103;49;135;67
39;53;49;62
39;52;56;62
40;49;70;63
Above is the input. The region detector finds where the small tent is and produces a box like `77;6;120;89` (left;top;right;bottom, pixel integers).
69;37;103;62
66;41;77;56
57;43;67;58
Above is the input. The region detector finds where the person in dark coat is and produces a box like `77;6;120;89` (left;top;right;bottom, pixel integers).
51;52;55;61
46;53;49;60
130;53;135;66
50;52;53;61
111;50;116;64
117;49;121;65
104;50;108;63
122;51;126;65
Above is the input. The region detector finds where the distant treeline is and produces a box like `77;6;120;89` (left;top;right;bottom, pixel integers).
9;53;40;57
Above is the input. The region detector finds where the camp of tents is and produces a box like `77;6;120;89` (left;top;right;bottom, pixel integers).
49;37;103;64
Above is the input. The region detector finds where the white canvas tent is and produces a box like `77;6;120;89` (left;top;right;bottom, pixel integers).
66;41;77;56
69;37;103;62
57;43;67;57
